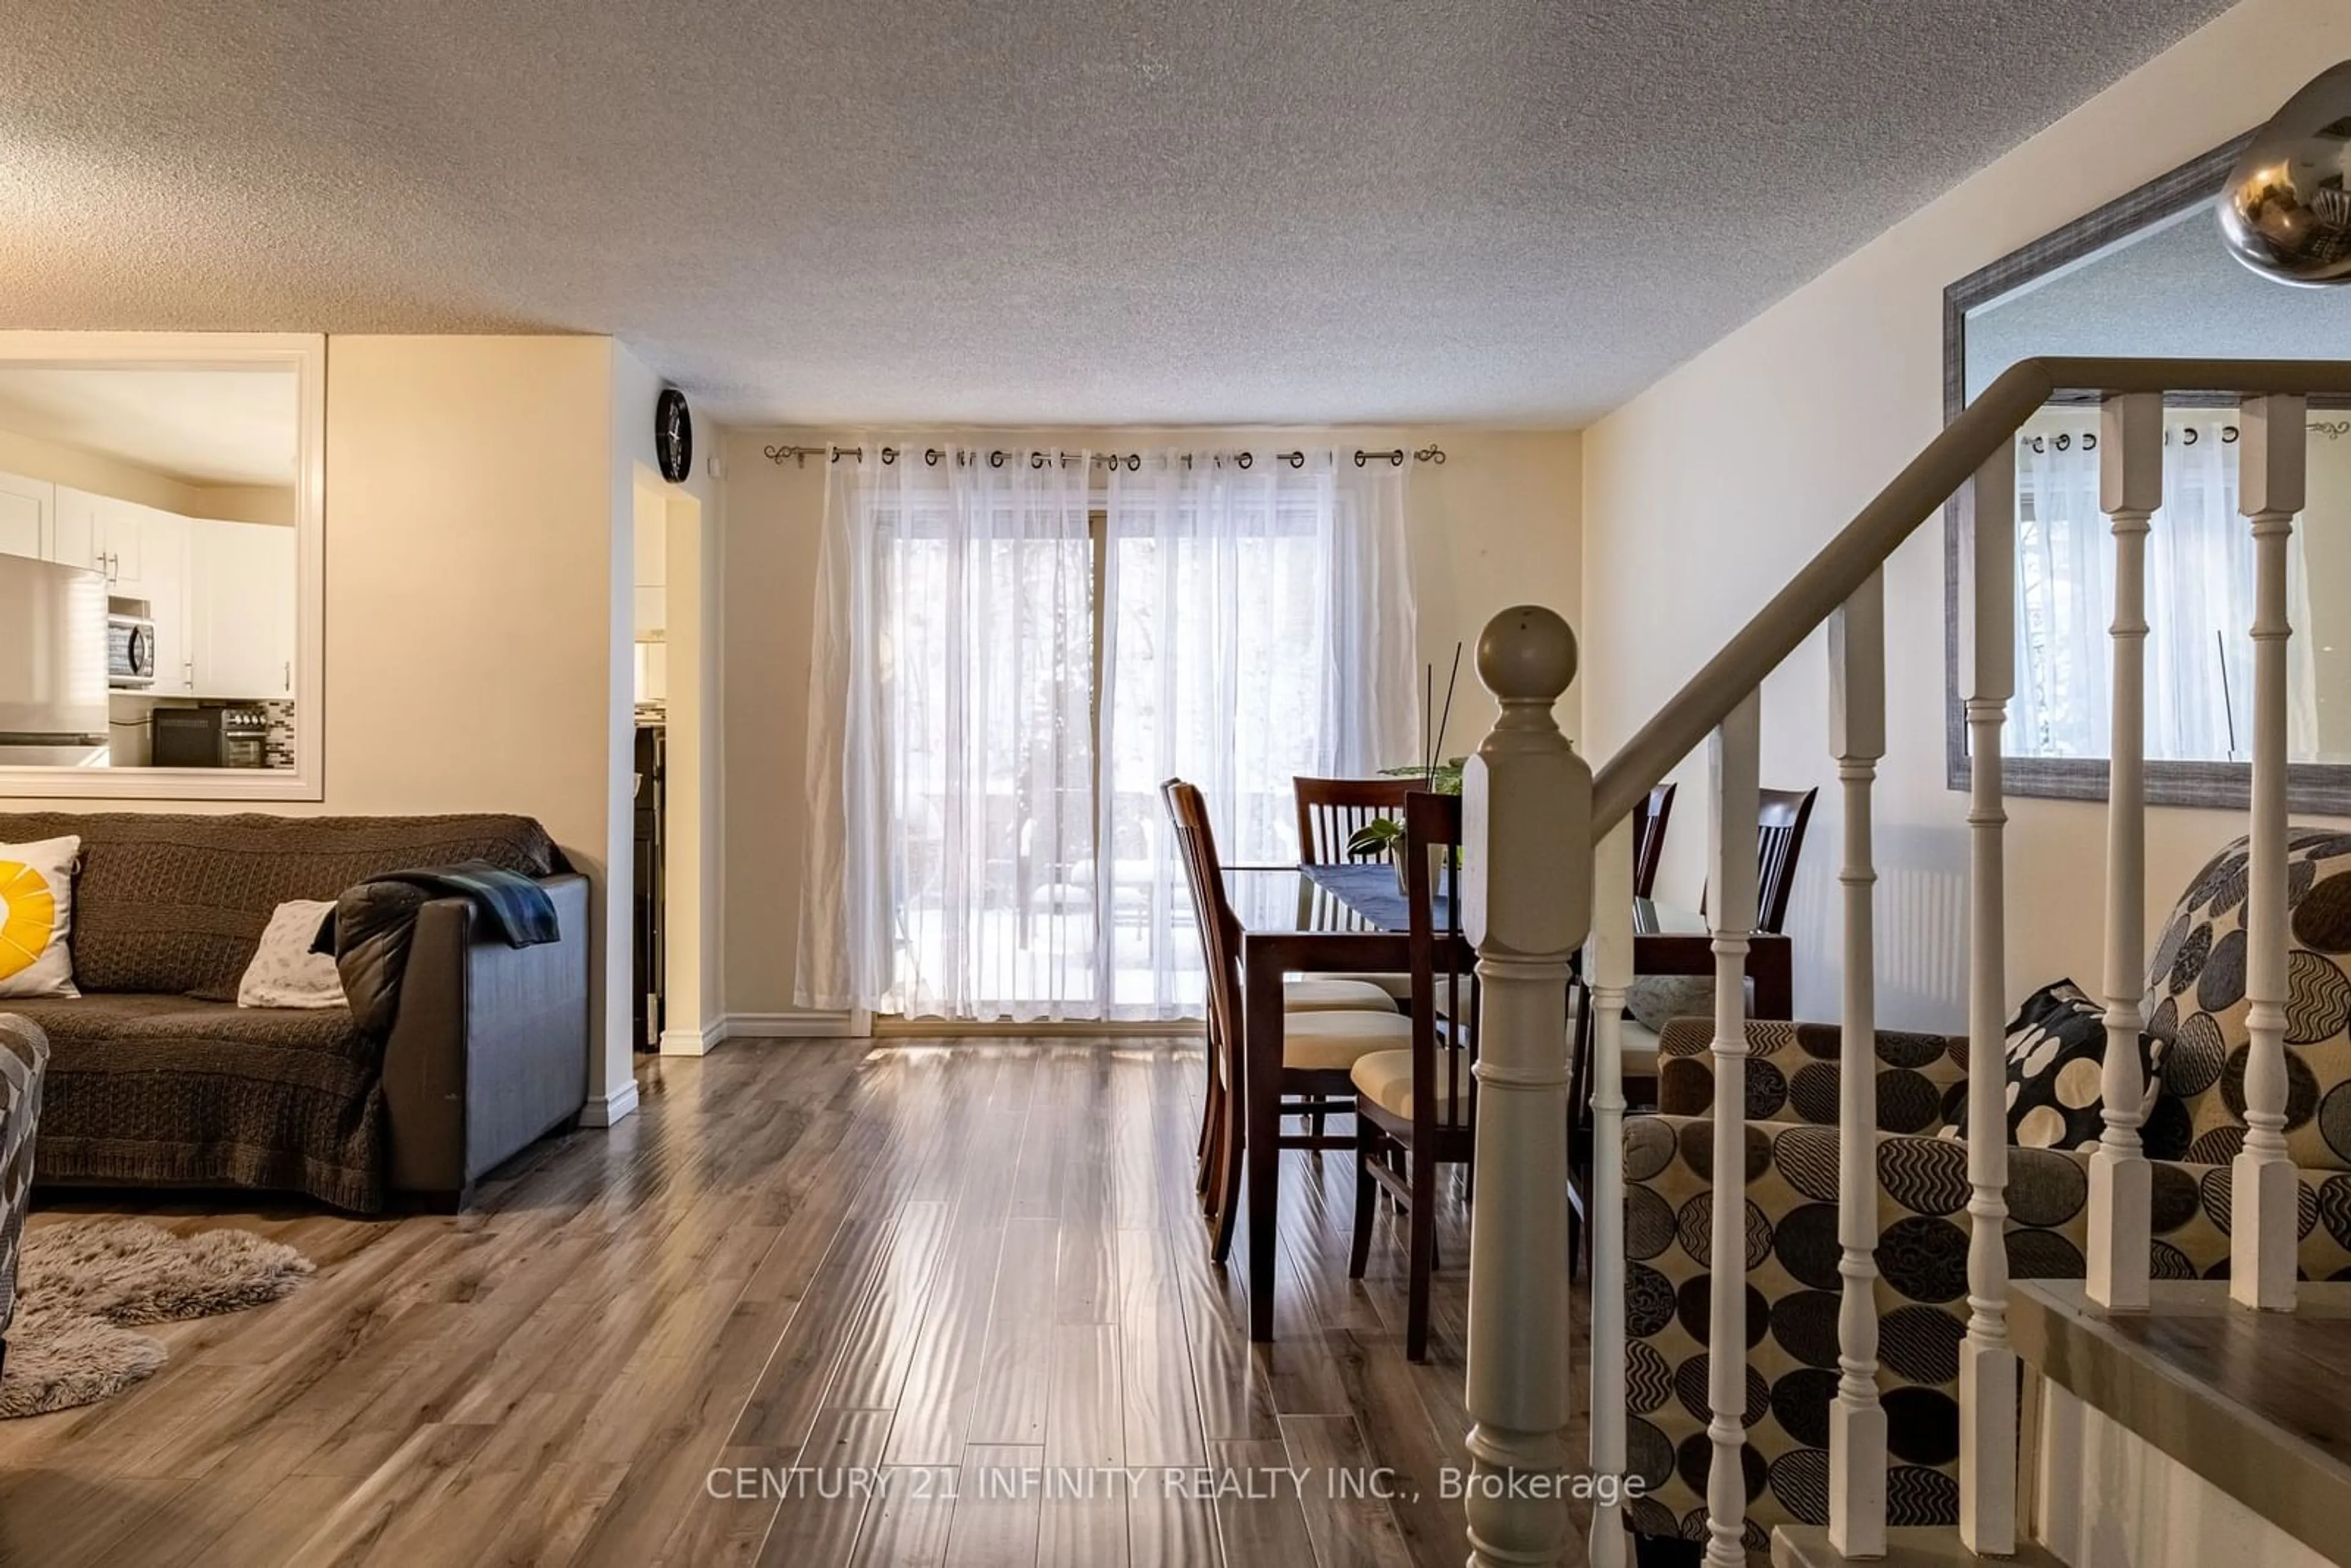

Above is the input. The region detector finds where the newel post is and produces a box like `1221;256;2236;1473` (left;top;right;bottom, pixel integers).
1461;606;1591;1568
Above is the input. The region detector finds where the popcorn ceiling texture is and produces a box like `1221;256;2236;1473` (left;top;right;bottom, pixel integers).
0;0;2234;426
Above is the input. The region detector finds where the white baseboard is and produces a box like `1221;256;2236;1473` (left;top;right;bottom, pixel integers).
722;1010;862;1040
658;1020;724;1057
579;1079;640;1127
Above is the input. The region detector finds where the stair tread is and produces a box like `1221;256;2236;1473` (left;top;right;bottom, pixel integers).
2012;1278;2351;1567
1772;1525;2067;1567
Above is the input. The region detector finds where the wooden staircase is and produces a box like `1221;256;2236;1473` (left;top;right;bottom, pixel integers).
1772;1528;2066;1567
1449;356;2351;1567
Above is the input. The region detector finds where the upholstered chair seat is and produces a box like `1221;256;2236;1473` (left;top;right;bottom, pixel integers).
1280;1008;1414;1070
1301;970;1416;1002
1349;1047;1469;1124
1282;978;1400;1013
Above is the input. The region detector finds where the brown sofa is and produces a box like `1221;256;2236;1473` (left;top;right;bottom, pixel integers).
0;812;590;1213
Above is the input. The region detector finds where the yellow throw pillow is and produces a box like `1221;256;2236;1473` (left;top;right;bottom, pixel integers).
0;836;80;999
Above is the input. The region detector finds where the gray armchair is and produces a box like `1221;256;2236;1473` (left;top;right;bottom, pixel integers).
0;1013;48;1377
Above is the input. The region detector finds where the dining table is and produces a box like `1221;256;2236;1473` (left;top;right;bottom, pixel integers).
1222;861;1793;1343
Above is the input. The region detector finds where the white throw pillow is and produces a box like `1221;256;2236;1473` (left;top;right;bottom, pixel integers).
237;899;347;1010
0;836;80;999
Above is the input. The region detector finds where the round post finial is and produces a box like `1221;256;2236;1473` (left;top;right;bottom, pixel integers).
2221;61;2351;287
1478;606;1577;703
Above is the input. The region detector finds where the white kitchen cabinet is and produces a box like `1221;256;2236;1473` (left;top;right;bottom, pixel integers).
47;486;100;572
0;471;52;561
188;519;296;699
50;490;193;689
139;509;192;693
103;496;146;587
49;486;154;586
26;489;290;699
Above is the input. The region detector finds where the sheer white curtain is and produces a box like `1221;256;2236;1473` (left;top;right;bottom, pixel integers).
1100;450;1416;1016
2011;418;2317;760
797;443;1414;1022
797;448;1097;1020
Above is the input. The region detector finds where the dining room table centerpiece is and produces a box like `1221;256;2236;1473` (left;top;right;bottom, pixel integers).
1345;643;1465;894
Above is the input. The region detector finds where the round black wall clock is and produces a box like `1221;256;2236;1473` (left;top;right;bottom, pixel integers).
655;388;692;484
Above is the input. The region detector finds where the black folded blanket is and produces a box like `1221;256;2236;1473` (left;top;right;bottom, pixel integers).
316;860;561;1035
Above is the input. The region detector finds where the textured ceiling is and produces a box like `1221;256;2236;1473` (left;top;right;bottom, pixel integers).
0;0;2239;427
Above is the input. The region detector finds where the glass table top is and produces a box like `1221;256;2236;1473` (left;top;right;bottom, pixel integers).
1222;864;1401;935
1223;864;1714;938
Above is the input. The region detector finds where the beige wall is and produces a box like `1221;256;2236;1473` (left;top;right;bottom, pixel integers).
719;426;1582;1022
0;426;197;513
609;349;722;1052
0;426;290;525
1580;0;2351;1028
2305;432;2351;757
336;336;642;1114
186;482;294;527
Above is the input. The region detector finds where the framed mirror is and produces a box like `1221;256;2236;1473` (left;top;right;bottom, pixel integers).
0;332;323;801
1944;138;2351;811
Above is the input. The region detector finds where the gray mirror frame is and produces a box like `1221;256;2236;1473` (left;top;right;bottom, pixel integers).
1940;132;2351;814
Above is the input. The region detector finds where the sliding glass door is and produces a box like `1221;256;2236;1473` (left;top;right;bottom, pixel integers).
804;446;1412;1024
881;497;1100;1018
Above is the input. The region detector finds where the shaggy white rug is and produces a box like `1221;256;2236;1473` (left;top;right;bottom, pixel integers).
1;1220;314;1417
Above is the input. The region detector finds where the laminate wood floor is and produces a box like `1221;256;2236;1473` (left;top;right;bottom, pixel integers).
0;1039;1595;1567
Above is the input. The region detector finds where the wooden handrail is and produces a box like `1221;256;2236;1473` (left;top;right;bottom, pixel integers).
1589;355;2351;835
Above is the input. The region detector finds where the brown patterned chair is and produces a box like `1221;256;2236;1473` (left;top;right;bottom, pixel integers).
1626;1008;2351;1554
0;1013;47;1380
2143;828;2351;1168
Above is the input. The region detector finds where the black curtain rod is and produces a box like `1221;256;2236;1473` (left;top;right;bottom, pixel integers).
2018;418;2351;455
762;443;1449;469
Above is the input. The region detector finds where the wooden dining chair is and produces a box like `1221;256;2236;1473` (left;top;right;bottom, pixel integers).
1292;776;1420;1023
1347;790;1475;1362
1164;784;1397;1203
1293;775;1416;864
1163;780;1412;1263
1161;797;1225;1203
1693;784;1820;935
1567;973;1599;1281
1755;785;1818;936
1630;781;1675;901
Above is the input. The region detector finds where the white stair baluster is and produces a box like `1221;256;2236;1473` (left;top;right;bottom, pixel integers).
2089;392;2162;1312
1828;570;1887;1559
1587;820;1636;1568
2234;393;2306;1313
1961;441;2018;1555
1461;606;1590;1568
1704;692;1761;1568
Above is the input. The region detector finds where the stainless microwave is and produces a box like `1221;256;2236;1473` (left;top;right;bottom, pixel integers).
107;613;156;689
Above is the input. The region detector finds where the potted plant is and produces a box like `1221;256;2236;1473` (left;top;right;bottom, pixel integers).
1347;759;1465;893
1345;643;1468;894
